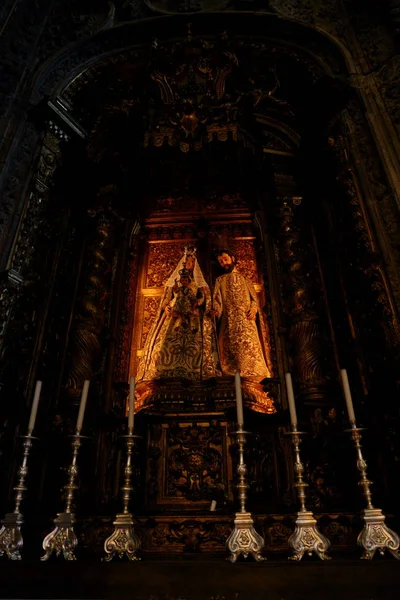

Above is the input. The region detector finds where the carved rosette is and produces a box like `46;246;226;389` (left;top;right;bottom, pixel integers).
64;201;120;401
277;199;329;401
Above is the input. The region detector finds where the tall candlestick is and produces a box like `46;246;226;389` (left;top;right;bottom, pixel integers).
285;373;298;427
128;376;135;431
340;369;356;423
28;381;42;433
76;380;90;432
234;372;244;427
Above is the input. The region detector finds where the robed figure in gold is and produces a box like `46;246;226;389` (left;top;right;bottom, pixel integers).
212;250;273;379
137;249;220;381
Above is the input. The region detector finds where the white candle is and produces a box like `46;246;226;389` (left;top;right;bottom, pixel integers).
128;376;135;431
76;380;90;432
234;371;244;427
285;373;298;427
209;500;217;512
28;380;42;433
340;369;356;423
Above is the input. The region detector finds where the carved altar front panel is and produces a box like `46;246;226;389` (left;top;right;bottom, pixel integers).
146;418;233;510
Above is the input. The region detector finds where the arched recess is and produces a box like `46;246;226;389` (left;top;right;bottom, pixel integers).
1;11;400;518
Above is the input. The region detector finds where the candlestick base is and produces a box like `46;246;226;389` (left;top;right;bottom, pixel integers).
0;513;24;560
226;512;265;563
288;510;331;561
103;513;141;562
41;513;78;561
357;508;400;560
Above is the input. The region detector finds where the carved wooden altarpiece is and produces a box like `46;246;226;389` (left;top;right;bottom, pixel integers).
116;193;281;512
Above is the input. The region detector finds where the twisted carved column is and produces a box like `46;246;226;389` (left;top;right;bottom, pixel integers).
65;203;119;401
277;198;329;402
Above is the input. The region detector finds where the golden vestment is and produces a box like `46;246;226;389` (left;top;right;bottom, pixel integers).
213;268;272;379
137;281;220;381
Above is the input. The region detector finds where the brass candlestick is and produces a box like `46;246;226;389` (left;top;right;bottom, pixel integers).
346;423;399;560
285;427;331;561
226;428;265;562
0;433;37;560
103;431;141;561
41;432;88;561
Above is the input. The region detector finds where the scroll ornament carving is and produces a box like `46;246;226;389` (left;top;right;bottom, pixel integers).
230;239;259;284
141;297;162;347
277;201;328;399
10;133;62;275
0;121;40;262
0;131;61;387
151;519;231;552
166;424;224;501
146;243;187;288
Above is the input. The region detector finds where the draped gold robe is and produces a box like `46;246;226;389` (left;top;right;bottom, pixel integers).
137;282;220;381
213;268;272;378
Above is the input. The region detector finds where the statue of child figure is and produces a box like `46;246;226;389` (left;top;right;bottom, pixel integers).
168;268;204;333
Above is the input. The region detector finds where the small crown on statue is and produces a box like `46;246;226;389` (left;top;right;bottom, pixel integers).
179;268;192;279
183;245;196;259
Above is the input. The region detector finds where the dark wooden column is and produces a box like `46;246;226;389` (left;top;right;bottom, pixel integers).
276;197;331;403
64;197;120;402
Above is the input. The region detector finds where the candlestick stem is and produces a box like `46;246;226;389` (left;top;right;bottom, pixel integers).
346;424;399;559
41;432;87;561
0;433;37;560
226;427;265;562
103;432;141;561
285;427;331;561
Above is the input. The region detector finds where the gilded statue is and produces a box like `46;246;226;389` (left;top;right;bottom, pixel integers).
137;248;220;381
212;249;273;379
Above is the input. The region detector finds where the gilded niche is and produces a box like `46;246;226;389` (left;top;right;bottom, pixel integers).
126;195;277;415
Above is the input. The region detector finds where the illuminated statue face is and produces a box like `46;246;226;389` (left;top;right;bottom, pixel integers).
180;276;191;288
185;256;195;272
217;253;235;271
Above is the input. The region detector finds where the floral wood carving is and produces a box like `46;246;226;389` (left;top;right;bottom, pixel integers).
146;242;187;287
166;423;224;501
141;296;162;347
230;239;259;284
277;200;330;400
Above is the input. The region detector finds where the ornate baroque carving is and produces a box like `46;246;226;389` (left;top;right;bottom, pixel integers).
230;239;259;284
341;105;400;314
166;423;224;501
146;242;187;288
65;204;119;400
331;135;400;356
277;199;330;401
141;296;162;348
115;237;140;383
